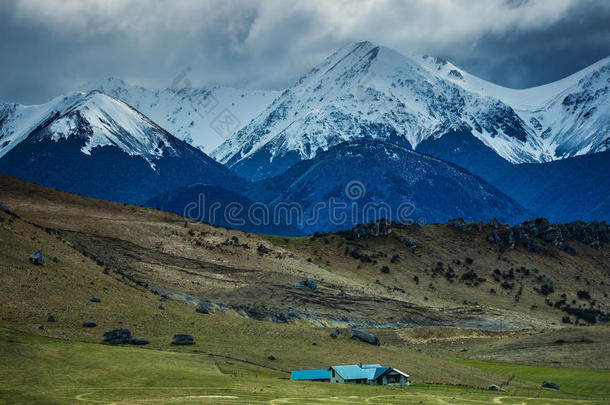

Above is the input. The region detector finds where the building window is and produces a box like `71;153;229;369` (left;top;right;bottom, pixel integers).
387;375;400;384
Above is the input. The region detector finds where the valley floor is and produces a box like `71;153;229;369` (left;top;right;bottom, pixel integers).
1;328;609;405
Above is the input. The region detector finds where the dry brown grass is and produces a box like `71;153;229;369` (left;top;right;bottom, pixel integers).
0;205;513;387
1;174;609;382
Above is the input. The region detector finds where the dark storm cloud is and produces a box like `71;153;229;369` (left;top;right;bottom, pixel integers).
440;0;610;89
1;0;609;104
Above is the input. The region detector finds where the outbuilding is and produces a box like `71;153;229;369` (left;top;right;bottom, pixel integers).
290;368;331;382
291;364;410;386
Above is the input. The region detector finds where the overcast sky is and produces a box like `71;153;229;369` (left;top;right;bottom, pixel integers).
1;0;609;104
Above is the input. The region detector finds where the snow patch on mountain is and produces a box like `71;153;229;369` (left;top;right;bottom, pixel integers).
212;41;542;179
0;91;189;168
420;54;610;159
0;92;84;159
82;78;279;153
213;42;609;180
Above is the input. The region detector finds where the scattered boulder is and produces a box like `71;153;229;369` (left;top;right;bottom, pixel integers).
490;217;499;230
274;308;300;323
351;329;380;346
512;224;526;240
487;230;500;244
311;342;317;346
196;301;215;314
396;236;417;248
488;384;505;392
562;221;610;247
337;290;347;297
90;296;101;303
0;202;8;213
524;237;539;253
533;218;551;235
103;328;132;345
47;314;56;322
330;329;340;339
158;304;164;310
292;279;317;291
541;225;563;246
542;381;560;390
268;354;276;361
343;219;392;240
486;217;608;253
257;244;270;255
159;296;167;302
448;217;469;232
51;257;58;263
29;251;45;265
171;334;195;345
502;228;516;249
83;321;97;328
131;337;150;345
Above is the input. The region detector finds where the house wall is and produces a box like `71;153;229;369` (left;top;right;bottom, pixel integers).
330;369;345;384
378;372;408;386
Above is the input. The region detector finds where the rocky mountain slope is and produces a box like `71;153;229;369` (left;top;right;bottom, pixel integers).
418;130;610;222
213;41;609;181
0;91;246;204
1;174;608;333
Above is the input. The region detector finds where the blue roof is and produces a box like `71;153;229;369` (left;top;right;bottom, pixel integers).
373;367;390;379
291;365;408;382
331;365;389;381
290;369;331;380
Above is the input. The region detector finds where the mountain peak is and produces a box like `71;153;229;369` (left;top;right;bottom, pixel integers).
213;40;535;176
0;90;185;166
214;42;610;179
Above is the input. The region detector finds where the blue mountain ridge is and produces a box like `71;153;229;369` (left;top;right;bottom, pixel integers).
244;139;532;234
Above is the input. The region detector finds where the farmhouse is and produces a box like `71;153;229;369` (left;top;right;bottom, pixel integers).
290;364;410;386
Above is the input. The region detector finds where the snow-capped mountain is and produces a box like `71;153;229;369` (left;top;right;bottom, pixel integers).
0;91;246;204
212;41;609;181
420;54;610;160
1;90;183;167
82;78;278;153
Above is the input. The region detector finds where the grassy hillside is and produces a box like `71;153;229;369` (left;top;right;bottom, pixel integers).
2;174;608;330
0;189;511;386
266;223;610;327
2;329;608;405
0;174;609;402
449;358;610;398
